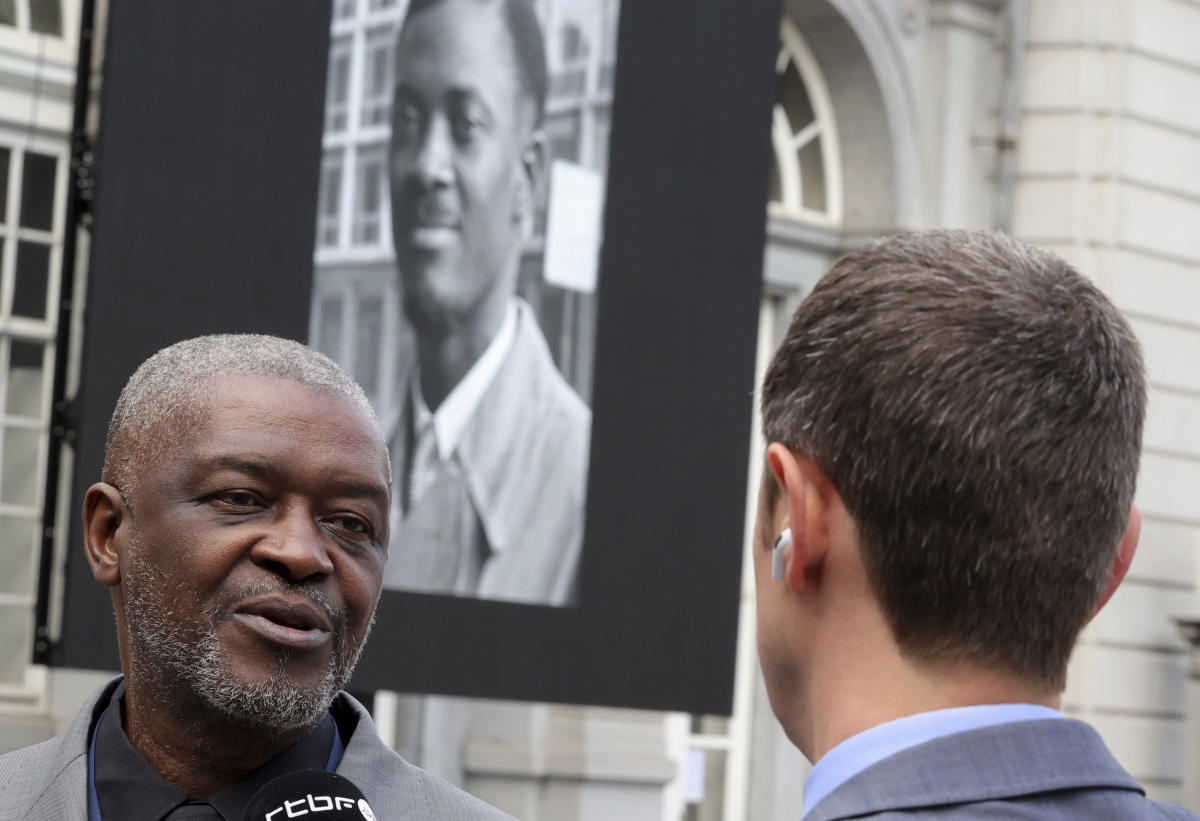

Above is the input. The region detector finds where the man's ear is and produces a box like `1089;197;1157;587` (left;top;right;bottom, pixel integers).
765;443;835;594
515;130;548;225
1093;504;1141;617
83;482;129;588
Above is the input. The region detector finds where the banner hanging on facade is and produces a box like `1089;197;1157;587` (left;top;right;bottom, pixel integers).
49;0;780;715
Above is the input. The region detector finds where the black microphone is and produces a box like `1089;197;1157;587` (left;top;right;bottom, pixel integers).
242;770;378;821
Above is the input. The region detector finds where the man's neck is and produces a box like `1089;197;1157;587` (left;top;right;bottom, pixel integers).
416;300;508;411
121;679;314;799
801;647;1060;763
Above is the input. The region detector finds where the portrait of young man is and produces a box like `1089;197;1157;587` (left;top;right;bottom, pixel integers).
754;230;1200;820
312;0;624;611
0;335;513;820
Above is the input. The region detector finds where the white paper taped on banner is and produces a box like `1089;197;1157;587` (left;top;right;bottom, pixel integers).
544;159;605;294
684;748;708;804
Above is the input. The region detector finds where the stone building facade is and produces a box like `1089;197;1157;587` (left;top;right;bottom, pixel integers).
0;2;1198;820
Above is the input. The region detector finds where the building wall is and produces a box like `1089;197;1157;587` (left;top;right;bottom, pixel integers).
1;2;1198;820
741;1;1200;818
1011;0;1200;804
0;0;81;750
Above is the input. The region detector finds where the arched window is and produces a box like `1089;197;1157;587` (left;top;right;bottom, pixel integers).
768;18;842;226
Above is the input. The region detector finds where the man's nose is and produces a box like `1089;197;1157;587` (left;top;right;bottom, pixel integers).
411;115;453;187
251;509;335;583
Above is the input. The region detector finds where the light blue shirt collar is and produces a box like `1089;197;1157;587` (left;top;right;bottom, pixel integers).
802;703;1064;818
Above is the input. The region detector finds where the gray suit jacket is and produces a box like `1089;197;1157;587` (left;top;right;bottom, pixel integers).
0;677;514;821
807;718;1199;820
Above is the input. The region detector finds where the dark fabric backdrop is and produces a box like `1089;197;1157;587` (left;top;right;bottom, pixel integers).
51;0;779;715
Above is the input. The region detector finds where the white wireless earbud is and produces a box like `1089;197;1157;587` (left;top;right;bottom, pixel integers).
772;527;793;580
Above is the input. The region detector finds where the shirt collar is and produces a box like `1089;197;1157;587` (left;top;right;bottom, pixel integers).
394;298;577;556
91;683;339;821
411;300;519;461
802;703;1064;818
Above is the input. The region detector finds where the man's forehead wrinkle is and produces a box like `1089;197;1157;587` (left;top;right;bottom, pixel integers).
193;448;385;483
104;334;382;484
211;374;384;432
329;477;391;511
189;453;274;480
192;396;389;483
226;412;386;470
212;398;339;431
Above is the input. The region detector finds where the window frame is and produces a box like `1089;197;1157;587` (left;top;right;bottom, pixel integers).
0;132;68;698
767;18;843;227
359;25;394;130
317;4;403;269
326;36;353;134
317;152;344;249
0;0;77;64
350;141;388;248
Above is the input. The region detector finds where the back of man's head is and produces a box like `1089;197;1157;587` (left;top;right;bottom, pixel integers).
761;229;1145;690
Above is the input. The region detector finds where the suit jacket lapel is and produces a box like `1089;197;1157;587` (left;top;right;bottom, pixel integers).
16;676;120;821
457;300;557;556
806;719;1143;821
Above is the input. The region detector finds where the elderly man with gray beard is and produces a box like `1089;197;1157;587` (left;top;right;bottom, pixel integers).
0;335;513;821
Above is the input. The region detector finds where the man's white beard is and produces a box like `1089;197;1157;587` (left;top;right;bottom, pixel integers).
122;531;373;735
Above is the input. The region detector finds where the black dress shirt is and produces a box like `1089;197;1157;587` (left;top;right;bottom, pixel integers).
91;684;338;821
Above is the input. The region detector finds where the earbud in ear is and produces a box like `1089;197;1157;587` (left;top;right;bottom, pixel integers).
772;527;793;580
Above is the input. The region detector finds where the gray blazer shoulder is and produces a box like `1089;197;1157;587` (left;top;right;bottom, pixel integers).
807;718;1200;821
0;677;113;821
0;679;514;821
333;691;516;820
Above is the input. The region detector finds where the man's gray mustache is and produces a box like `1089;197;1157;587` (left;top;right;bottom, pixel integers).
212;579;345;629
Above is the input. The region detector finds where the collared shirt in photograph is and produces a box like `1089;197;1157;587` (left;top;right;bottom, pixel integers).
404;301;518;514
384;298;591;606
413;299;519;465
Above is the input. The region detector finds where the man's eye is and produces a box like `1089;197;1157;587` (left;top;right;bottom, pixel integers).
393;105;422;144
326;515;371;536
451;113;484;144
214;491;261;508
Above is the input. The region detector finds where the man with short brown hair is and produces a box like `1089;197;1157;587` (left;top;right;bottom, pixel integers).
755;230;1197;819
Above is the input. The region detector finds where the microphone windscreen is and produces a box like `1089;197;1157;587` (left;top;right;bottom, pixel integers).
242;770;377;821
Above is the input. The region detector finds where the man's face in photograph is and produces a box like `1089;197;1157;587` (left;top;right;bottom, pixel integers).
389;0;537;335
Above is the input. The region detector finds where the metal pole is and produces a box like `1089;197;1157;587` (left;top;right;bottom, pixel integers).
32;0;98;666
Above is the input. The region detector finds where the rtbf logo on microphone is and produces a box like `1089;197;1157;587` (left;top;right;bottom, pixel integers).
260;793;375;820
243;771;376;821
